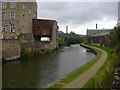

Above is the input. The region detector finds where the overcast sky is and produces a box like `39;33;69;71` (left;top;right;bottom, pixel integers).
36;1;118;35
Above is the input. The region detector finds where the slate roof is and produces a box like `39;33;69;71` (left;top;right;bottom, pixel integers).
92;31;110;37
86;29;112;36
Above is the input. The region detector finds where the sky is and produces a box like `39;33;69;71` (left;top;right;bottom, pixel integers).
36;0;118;35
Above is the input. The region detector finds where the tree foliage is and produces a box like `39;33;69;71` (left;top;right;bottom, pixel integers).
65;38;83;45
69;31;75;35
109;26;120;59
109;26;120;47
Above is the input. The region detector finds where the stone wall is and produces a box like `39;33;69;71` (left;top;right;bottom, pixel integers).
21;41;58;53
2;39;21;61
20;33;34;43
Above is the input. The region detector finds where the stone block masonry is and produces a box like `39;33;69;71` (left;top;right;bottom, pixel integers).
2;39;21;61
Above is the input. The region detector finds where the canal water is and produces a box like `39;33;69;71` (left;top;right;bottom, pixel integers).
3;44;96;88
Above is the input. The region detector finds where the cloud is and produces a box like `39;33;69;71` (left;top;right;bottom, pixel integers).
37;2;118;34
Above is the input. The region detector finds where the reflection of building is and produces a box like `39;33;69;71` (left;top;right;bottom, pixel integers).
2;2;37;39
86;28;112;46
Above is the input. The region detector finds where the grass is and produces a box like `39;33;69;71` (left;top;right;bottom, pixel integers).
83;44;118;88
48;84;63;88
48;45;102;88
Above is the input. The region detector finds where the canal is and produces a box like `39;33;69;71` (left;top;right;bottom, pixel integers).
3;44;96;88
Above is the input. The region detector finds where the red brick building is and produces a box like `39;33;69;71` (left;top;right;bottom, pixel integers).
86;29;112;46
32;19;58;41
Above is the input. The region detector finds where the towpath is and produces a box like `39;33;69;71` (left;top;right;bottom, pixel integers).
62;46;108;88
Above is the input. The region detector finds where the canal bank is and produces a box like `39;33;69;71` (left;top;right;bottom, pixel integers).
62;45;107;88
47;44;101;88
3;44;96;88
48;44;118;88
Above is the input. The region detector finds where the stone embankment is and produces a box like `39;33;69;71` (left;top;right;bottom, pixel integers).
80;44;98;55
2;39;21;61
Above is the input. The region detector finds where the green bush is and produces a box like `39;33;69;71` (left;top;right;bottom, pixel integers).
20;46;31;59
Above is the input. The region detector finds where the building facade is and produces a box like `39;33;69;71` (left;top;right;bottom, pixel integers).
2;1;37;61
86;28;112;46
2;2;37;40
1;1;59;61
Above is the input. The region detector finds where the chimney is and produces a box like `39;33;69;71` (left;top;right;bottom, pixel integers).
96;24;98;29
66;26;68;34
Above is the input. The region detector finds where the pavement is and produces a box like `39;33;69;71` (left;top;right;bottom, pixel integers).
62;46;108;88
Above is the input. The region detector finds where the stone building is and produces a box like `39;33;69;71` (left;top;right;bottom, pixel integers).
2;1;37;61
2;1;59;61
2;1;37;40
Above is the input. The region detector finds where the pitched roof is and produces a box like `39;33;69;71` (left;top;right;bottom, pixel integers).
86;29;112;36
92;31;110;37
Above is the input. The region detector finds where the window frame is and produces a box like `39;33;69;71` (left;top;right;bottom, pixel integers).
29;8;31;14
22;4;25;10
10;12;15;20
2;24;6;33
2;12;6;20
10;24;15;32
10;2;16;8
2;2;6;9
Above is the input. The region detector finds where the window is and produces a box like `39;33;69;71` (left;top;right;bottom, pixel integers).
10;2;16;8
10;24;15;32
2;2;6;9
2;12;6;20
22;4;25;10
10;12;15;20
29;8;31;14
2;25;6;33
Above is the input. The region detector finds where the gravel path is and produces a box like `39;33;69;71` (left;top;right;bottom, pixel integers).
62;46;108;88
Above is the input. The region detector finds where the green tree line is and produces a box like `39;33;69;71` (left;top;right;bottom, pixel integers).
109;26;120;59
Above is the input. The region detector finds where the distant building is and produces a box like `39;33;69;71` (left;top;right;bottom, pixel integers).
86;28;112;46
2;2;37;40
86;29;111;37
58;31;65;34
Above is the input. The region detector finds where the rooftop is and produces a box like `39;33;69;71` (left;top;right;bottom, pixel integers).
86;28;112;36
92;31;110;37
87;28;112;30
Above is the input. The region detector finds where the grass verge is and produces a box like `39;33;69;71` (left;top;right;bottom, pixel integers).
47;45;102;88
83;44;118;88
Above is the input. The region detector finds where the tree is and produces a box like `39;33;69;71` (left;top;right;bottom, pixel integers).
109;26;120;59
109;26;120;47
69;31;75;35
